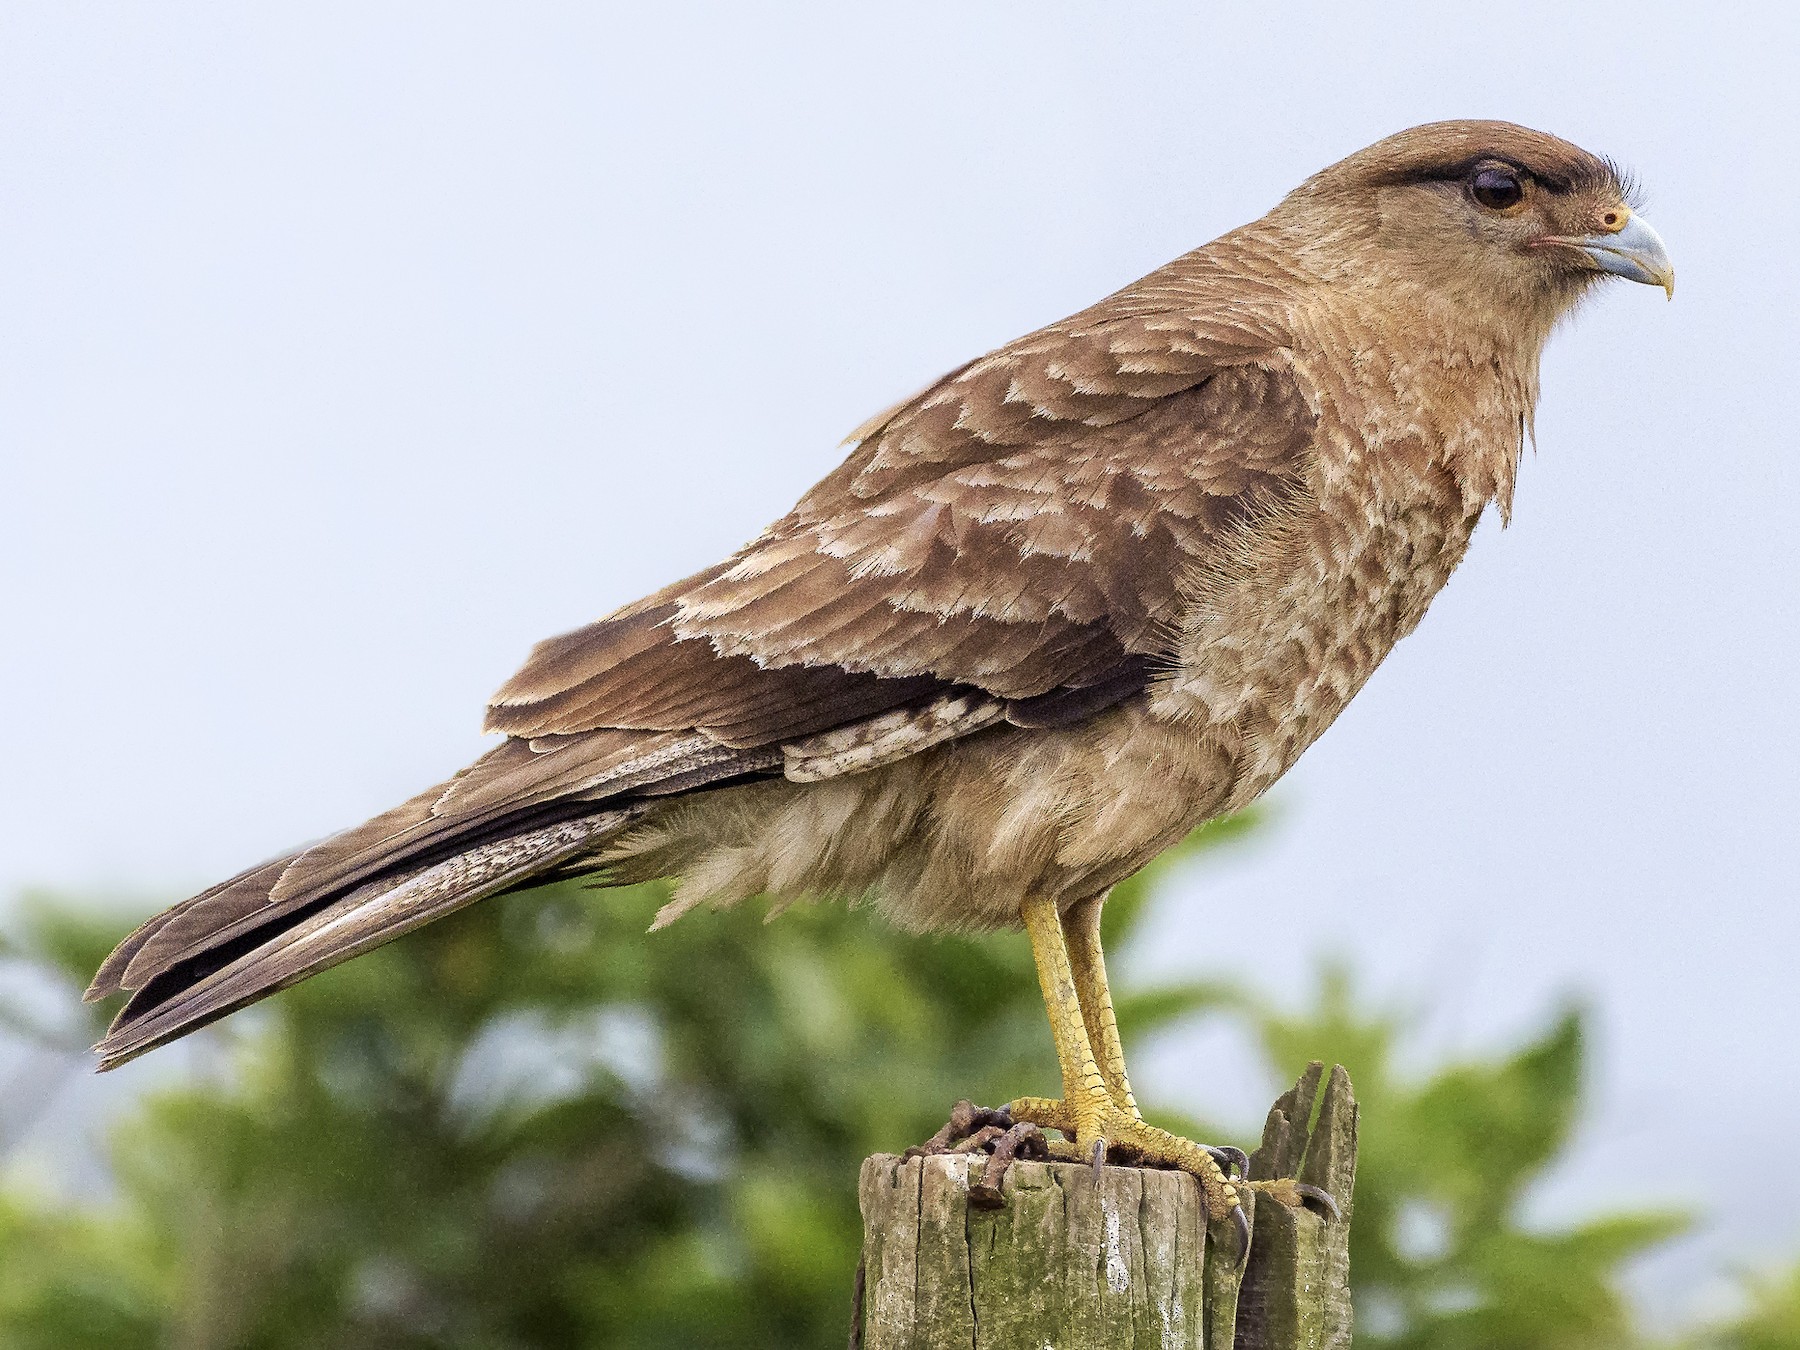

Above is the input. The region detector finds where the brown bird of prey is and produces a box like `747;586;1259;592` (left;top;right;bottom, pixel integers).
89;120;1672;1235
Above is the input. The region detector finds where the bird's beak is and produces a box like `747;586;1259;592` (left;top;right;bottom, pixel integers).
1537;209;1675;298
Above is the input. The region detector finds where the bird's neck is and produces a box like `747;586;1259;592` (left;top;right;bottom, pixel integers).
1262;221;1552;521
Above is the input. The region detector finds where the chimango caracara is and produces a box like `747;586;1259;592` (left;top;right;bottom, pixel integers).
89;121;1672;1236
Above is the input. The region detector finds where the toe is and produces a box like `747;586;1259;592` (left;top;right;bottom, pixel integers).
909;1100;1017;1156
1249;1177;1341;1220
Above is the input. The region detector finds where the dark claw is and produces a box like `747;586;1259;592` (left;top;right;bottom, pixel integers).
1230;1204;1252;1267
1206;1145;1250;1180
969;1121;1046;1209
1089;1137;1107;1180
1293;1182;1341;1222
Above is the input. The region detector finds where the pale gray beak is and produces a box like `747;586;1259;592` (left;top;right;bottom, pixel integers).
1539;210;1675;298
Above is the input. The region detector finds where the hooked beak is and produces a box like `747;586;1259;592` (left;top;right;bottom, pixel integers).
1536;209;1675;298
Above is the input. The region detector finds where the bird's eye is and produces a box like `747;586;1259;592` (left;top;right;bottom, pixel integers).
1470;166;1525;211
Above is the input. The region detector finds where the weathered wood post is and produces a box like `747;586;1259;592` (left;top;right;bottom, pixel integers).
853;1063;1356;1349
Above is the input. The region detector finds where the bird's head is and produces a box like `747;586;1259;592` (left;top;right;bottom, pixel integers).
1274;120;1673;338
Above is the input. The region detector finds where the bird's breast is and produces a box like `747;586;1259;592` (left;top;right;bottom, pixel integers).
1154;436;1485;812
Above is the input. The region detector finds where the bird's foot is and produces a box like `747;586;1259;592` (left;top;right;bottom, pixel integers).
1007;1094;1337;1261
906;1099;1052;1208
908;1095;1336;1246
1009;1094;1244;1225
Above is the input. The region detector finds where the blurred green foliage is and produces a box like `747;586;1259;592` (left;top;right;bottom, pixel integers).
1700;1269;1800;1350
0;813;1791;1348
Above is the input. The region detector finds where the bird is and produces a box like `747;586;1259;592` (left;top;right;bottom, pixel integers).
87;120;1673;1236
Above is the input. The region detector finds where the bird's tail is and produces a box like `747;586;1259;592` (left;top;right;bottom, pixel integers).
86;804;642;1071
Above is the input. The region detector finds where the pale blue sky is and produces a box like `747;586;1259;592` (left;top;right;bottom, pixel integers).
3;0;1795;1323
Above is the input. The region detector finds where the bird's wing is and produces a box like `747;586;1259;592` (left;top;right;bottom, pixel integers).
89;289;1318;1064
489;308;1315;738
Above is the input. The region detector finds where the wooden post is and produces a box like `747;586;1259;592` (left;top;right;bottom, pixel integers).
1234;1063;1358;1349
853;1064;1357;1350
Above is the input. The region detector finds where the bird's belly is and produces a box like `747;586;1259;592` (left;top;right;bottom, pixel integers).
606;698;1240;934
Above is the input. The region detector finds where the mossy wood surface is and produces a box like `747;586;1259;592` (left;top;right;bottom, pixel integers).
1233;1063;1358;1349
854;1064;1355;1350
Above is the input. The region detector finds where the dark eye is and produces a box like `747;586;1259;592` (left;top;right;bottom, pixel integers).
1470;166;1524;210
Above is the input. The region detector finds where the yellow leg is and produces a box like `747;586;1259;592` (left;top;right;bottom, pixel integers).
1063;895;1140;1120
1021;891;1110;1114
1007;893;1242;1224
